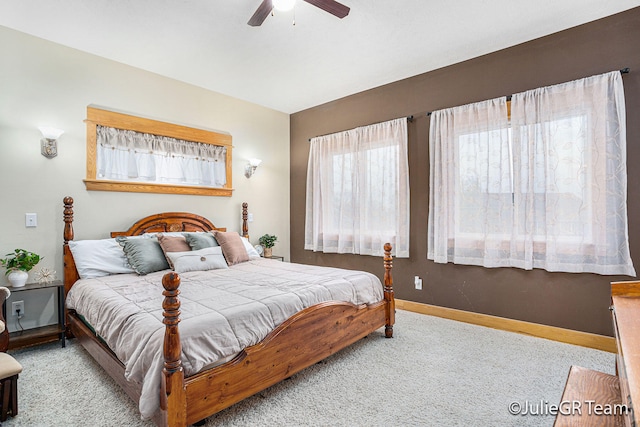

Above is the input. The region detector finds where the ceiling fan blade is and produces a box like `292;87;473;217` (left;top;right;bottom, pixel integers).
303;0;350;19
248;0;273;26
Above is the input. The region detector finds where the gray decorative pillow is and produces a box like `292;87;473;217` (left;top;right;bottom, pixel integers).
184;232;219;250
116;236;170;275
166;247;228;273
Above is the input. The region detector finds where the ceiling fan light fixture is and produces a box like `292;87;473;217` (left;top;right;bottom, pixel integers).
248;0;349;26
273;0;296;12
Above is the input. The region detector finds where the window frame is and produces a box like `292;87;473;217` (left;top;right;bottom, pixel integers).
84;106;233;197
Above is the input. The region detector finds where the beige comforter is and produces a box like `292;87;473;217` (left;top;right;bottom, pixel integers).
66;259;384;419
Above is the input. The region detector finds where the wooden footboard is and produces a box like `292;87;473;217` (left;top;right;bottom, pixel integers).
62;197;395;427
160;271;392;427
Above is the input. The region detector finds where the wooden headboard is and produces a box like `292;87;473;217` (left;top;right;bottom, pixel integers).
110;212;226;237
62;196;250;295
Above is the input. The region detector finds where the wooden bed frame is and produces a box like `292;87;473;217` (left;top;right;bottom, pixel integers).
62;196;395;427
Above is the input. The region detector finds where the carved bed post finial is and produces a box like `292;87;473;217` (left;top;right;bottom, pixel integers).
161;272;187;425
242;202;249;239
63;196;80;297
63;196;74;243
162;272;183;392
383;243;395;338
163;273;182;374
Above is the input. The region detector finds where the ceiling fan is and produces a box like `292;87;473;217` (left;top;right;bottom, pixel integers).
248;0;350;26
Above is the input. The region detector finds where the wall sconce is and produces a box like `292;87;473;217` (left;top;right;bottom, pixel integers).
38;126;64;159
244;158;262;178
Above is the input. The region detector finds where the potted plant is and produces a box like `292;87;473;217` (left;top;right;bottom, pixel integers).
1;249;41;287
258;234;277;258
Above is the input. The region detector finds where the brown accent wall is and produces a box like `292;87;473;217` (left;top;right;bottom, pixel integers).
290;8;640;336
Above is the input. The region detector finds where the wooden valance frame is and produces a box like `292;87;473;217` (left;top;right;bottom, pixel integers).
62;197;395;426
84;106;234;197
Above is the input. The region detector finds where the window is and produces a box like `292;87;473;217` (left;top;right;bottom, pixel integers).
428;71;635;275
305;118;410;257
457;115;592;244
84;106;233;197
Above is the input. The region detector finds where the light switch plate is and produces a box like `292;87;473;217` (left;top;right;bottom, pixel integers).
25;213;37;227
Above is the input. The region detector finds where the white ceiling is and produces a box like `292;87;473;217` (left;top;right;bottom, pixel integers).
1;1;639;113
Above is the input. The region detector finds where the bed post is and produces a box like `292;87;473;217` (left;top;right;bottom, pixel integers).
63;196;80;296
63;197;74;242
383;243;395;338
161;273;187;427
241;202;249;239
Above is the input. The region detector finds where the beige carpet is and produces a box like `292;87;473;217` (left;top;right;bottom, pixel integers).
4;310;615;427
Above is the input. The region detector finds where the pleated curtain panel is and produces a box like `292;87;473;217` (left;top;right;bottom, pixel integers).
428;71;635;275
305;117;410;257
96;125;227;187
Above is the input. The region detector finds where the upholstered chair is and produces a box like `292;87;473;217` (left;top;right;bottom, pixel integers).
0;286;22;421
0;286;9;352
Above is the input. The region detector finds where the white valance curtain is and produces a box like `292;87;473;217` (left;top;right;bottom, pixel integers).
428;71;635;275
305;118;410;257
96;125;227;187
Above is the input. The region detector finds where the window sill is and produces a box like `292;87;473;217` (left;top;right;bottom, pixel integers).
446;237;599;257
84;179;233;197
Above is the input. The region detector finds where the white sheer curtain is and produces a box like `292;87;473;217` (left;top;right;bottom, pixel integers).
305;118;410;257
428;71;635;275
96;125;227;187
428;98;512;265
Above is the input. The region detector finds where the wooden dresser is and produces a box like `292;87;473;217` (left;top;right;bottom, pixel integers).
611;280;640;427
554;280;639;427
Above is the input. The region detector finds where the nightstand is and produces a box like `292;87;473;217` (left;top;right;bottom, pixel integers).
264;255;285;261
1;280;66;349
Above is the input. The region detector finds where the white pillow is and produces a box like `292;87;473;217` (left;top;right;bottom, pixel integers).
241;237;261;259
166;247;228;273
69;239;135;279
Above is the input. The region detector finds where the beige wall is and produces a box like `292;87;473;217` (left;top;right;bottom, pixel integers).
0;26;290;331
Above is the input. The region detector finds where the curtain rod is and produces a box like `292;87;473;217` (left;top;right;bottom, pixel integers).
425;67;630;116
308;115;414;142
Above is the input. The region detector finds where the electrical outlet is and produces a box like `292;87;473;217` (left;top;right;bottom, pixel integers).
12;300;25;317
414;276;423;290
248;213;254;222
